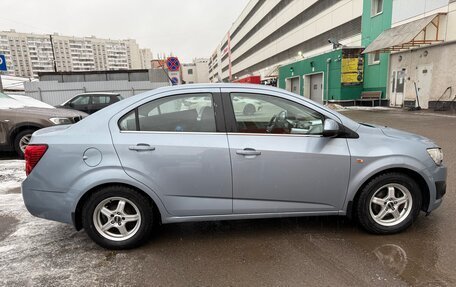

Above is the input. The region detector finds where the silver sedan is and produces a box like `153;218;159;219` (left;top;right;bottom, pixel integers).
22;84;447;249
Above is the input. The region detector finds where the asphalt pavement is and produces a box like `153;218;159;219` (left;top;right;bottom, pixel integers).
0;108;455;286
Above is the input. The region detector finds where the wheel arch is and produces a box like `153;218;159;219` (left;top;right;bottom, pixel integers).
9;123;44;144
347;167;430;219
73;182;162;231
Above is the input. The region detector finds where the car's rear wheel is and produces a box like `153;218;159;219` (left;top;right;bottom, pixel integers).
82;186;154;249
243;103;256;116
14;129;36;158
356;173;422;234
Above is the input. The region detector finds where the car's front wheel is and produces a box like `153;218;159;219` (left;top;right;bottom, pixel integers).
82;186;154;249
356;173;422;234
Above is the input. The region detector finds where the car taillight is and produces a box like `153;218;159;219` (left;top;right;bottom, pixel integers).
25;144;48;176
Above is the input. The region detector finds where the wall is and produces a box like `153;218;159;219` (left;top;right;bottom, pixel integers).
389;42;456;108
278;49;363;101
361;0;393;99
392;0;449;25
24;81;168;106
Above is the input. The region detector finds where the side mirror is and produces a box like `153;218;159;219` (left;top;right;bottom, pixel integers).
322;119;340;137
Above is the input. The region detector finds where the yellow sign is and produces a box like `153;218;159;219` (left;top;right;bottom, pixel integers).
341;48;364;85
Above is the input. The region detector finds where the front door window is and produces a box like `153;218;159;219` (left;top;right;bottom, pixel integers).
229;93;324;135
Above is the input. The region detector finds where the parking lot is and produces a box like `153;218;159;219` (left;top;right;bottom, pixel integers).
1;108;455;287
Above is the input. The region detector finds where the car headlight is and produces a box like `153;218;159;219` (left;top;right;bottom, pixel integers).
427;148;443;166
49;117;72;125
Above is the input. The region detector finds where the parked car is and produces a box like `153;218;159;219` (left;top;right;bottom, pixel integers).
0;93;87;157
58;92;123;114
22;84;446;249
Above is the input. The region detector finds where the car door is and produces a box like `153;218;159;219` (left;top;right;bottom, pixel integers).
91;95;109;113
221;87;351;214
109;88;233;216
68;95;91;113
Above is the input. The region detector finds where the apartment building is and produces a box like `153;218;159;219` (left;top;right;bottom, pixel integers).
0;30;152;78
208;0;363;86
140;48;153;69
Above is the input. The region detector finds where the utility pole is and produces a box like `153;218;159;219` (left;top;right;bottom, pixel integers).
49;35;57;72
0;72;3;93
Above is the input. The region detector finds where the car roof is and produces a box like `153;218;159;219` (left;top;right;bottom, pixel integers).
75;92;121;96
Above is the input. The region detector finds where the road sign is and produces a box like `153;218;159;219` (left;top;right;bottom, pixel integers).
0;55;7;71
171;77;179;85
166;57;180;71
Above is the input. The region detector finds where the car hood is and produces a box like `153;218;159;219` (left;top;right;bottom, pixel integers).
361;123;436;146
5;107;88;118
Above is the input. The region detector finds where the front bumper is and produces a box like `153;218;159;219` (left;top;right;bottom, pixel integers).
425;165;447;212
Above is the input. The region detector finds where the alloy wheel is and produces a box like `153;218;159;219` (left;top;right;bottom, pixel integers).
19;134;32;153
93;197;141;241
369;183;413;227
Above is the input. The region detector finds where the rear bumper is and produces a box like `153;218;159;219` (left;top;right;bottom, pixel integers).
22;181;73;225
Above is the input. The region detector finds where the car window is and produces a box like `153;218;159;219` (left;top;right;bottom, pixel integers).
230;93;324;135
71;95;90;105
92;95;110;104
119;93;216;132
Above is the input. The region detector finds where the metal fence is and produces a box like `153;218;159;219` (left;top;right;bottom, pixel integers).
24;80;169;106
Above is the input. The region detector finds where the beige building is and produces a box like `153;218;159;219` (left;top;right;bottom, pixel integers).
182;58;210;84
140;48;153;69
0;29;151;78
370;0;456;109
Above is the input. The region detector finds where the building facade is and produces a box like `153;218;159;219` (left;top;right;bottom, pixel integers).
370;0;456;109
209;0;363;85
140;48;153;69
0;30;152;78
282;0;456;108
182;58;210;84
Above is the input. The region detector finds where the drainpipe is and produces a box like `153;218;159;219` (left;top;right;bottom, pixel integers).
326;58;332;104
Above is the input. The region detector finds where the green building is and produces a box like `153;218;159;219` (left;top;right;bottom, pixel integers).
278;0;392;105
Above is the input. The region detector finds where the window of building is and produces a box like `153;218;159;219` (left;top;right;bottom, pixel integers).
187;69;193;75
229;93;324;135
371;0;383;16
119;93;216;132
368;52;381;65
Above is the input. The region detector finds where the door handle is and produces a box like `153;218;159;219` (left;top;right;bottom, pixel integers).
236;148;261;156
128;144;155;151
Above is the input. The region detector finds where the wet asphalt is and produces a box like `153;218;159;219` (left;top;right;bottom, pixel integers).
0;109;455;286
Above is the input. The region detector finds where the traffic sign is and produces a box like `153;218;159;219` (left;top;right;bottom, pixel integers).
0;55;7;71
166;57;180;71
171;77;179;85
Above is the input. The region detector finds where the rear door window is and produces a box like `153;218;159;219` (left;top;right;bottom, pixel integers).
119;93;216;132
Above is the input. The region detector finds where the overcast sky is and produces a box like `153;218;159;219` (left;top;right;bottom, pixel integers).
1;0;249;62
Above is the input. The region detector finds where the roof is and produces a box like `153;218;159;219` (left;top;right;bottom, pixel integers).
363;13;445;54
75;92;121;96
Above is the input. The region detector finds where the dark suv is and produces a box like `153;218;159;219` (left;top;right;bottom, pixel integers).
0;93;87;157
58;93;123;114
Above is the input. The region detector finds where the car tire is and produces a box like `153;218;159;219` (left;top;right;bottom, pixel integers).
82;185;155;249
243;104;256;116
14;129;36;158
356;172;422;234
